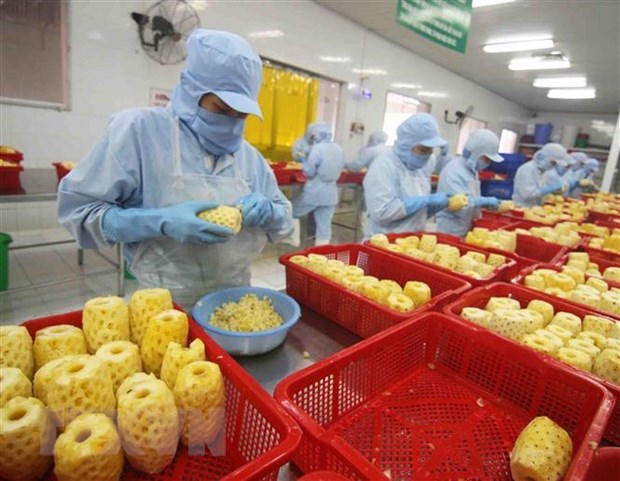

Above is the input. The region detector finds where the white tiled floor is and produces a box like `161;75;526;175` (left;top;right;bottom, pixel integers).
0;216;358;325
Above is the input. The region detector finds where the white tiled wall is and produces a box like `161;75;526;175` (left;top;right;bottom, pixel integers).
2;0;534;232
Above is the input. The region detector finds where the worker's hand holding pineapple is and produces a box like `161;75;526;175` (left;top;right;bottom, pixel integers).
447;193;469;212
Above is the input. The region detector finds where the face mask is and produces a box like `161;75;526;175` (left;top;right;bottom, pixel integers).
476;158;490;171
534;156;551;172
403;152;431;170
556;165;569;176
190;108;245;156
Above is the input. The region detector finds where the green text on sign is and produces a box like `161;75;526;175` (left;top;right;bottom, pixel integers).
396;0;472;54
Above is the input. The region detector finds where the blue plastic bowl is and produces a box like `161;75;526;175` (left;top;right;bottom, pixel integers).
192;287;301;356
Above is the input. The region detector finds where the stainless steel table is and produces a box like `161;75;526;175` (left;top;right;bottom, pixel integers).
232;305;362;480
0;168;125;296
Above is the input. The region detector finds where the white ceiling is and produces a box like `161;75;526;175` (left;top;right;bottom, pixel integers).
315;0;620;114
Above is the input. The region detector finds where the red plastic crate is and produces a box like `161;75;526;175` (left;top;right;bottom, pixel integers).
338;171;365;184
474;212;521;230
554;252;620;275
21;309;302;481
443;282;620;445
588;210;620;225
585;447;620;481
467;230;570;271
298;471;353;481
0;147;24;163
0;164;24;194
274;313;614;480
513;263;620;320
52;162;73;182
581;244;620;264
279;244;471;339
272;168;297;186
363;231;520;286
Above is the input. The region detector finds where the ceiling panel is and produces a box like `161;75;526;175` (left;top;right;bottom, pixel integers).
315;0;619;114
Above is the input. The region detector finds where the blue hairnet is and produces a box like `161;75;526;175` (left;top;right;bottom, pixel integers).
393;113;446;165
170;29;263;125
570;151;588;166
309;122;332;143
533;143;567;171
461;129;504;166
367;131;388;147
583;158;600;175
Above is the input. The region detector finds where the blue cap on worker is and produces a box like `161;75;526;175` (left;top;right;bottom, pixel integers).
184;29;263;118
396;113;447;148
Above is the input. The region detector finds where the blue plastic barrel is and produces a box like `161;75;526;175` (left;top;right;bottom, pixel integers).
534;123;553;145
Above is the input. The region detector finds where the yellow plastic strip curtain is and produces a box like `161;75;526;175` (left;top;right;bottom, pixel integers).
306;78;319;126
244;65;275;149
245;64;324;162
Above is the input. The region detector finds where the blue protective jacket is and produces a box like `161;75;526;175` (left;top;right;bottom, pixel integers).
436;157;480;237
513;160;546;207
293;140;345;208
57;106;293;263
363;148;439;238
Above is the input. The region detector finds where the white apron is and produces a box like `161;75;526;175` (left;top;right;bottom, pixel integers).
130;118;266;309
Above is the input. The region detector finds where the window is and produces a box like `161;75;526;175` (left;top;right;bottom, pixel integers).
499;128;519;153
0;0;69;109
382;91;431;145
456;117;488;154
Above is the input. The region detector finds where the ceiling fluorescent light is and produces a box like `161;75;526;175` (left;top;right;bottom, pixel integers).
391;83;422;89
473;0;515;7
352;68;387;76
484;38;554;53
319;56;351;63
533;77;587;88
547;88;596;99
417;91;448;98
248;30;284;39
509;56;570;71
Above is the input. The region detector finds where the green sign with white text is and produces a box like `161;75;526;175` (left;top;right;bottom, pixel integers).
396;0;472;54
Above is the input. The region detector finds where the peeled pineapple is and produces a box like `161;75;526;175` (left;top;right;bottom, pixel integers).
582;314;615;338
447;193;469;212
360;282;391;304
557;347;593;372
488;309;529;341
174;361;225;447
577;331;608;349
521;333;558;356
593;349;620;384
0;396;55;481
54;413;124;481
33;324;87;370
510;416;572;481
160;339;206;389
386;293;414;312
128;288;173;346
46;354;116;428
0;325;34;379
549;312;582;337
95;340;142;392
418;234;437;253
82;296;130;353
487;253;506;267
369;233;390;247
117;374;179;474
403;281;431;307
526;300;554;326
485;297;521;313
566;339;600;360
460;307;492;328
545;324;574;344
197;205;242;234
0;367;32;407
33;357;71;405
141;309;189;377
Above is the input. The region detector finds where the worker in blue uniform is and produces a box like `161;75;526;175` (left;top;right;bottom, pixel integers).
436;129;504;238
363;113;450;238
57;29;293;307
292;122;345;245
